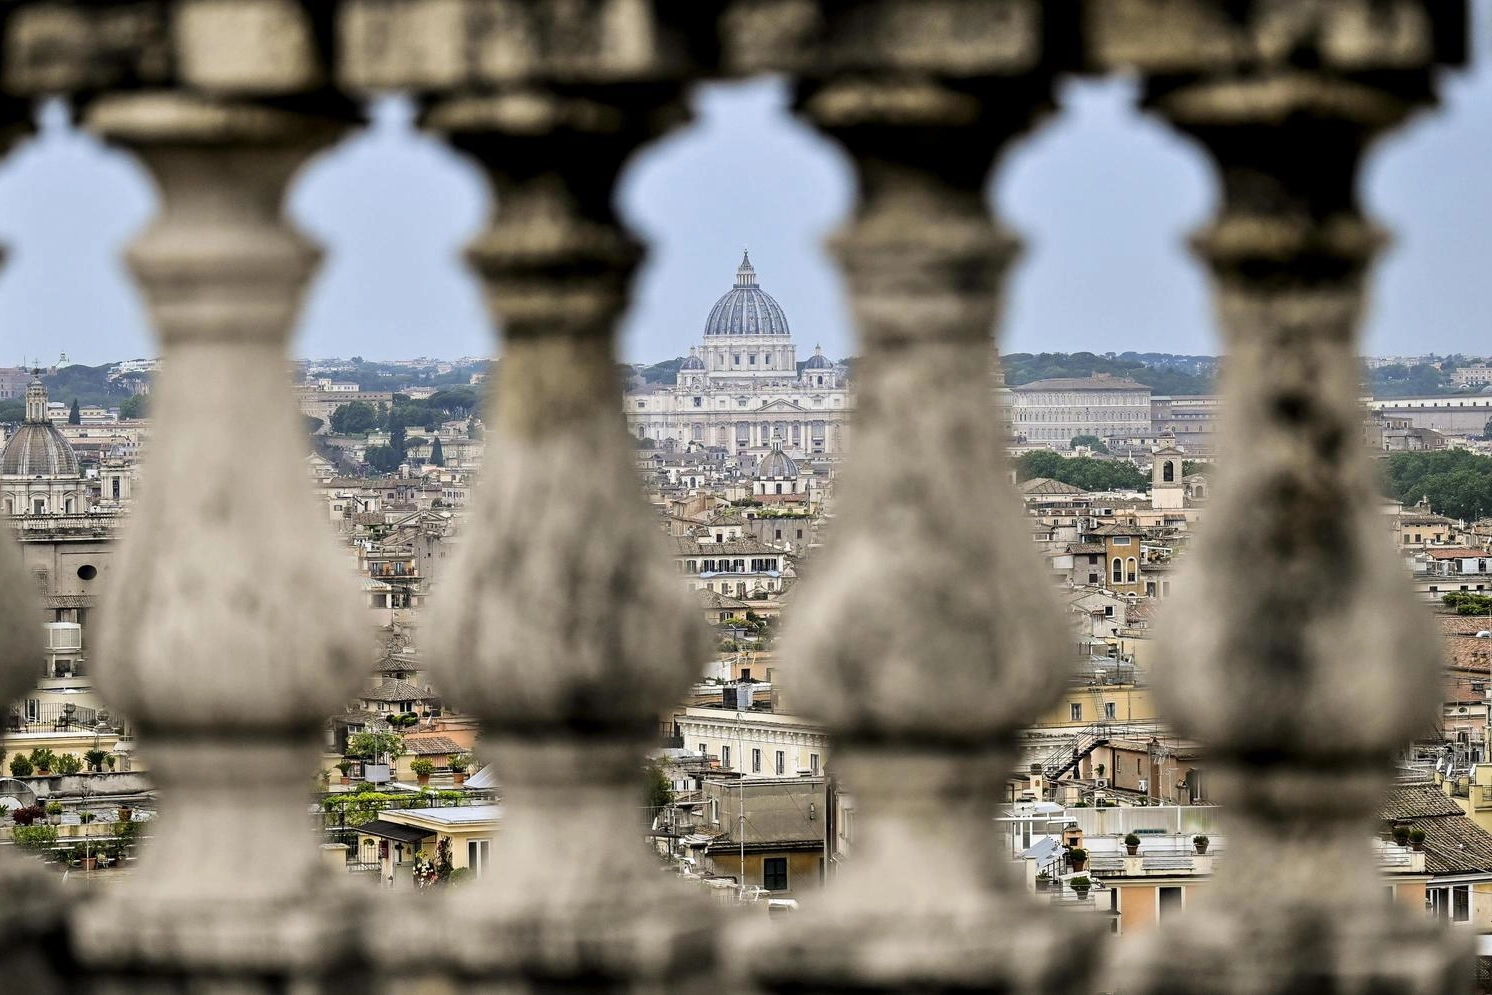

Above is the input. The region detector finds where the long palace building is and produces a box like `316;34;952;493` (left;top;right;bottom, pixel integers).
625;252;852;455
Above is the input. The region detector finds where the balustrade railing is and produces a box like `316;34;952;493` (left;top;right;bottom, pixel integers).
0;2;1474;993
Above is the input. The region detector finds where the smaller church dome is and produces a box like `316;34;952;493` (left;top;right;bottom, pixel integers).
1;376;80;478
804;345;832;370
680;346;705;371
756;436;798;480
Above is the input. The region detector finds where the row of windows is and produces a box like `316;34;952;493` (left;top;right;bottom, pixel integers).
707;744;821;778
1014;411;1151;423
1016;393;1149;405
685;558;782;574
1069;702;1119;721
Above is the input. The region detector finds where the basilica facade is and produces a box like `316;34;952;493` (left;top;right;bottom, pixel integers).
625;252;852;455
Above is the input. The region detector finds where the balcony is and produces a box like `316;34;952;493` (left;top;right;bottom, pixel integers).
0;3;1476;994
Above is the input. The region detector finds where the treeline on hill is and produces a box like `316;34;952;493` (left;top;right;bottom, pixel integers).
1382;450;1492;522
1001;352;1215;395
1364;355;1492;399
323;357;487;392
0;365;145;422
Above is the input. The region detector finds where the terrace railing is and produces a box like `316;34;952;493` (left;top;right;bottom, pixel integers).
0;2;1474;993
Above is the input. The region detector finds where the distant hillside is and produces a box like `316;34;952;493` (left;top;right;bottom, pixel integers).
40;364;138;408
1001;352;1216;396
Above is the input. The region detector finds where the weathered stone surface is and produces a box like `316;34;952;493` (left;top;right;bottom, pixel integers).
340;0;702;90
1122;59;1470;995
740;67;1098;995
1085;0;1463;74
75;93;368;989
406;88;715;991
4;3;170;94
173;0;323;94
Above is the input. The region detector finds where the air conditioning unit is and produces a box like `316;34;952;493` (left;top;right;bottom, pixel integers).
1094;777;1109;788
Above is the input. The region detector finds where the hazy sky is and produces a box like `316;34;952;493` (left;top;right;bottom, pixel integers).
0;4;1488;367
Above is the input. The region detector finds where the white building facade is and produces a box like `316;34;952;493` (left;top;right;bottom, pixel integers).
1011;375;1152;445
625;253;853;455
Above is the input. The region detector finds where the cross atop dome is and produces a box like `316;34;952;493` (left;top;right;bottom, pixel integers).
734;247;758;288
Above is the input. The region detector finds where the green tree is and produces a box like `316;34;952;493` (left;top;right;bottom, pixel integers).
119;393;147;420
429;436;445;466
67;399;80;424
390;423;407;458
0;399;24;423
644;761;673;824
1382;450;1492;521
1070;434;1109;454
346;730;405;766
330;401;379;436
364;446;402;474
1016;451;1148;492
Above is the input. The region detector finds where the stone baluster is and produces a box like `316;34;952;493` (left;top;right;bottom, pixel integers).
741;25;1100;995
72;93;370;991
1121;63;1470;992
0;99;63;992
412;88;714;989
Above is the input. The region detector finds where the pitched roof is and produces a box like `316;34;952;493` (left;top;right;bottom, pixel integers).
1414;816;1492;875
1379;782;1464;820
403;735;464;756
1013;376;1148;392
359;679;437;703
673;536;779;556
695;589;751;610
1021;477;1087;496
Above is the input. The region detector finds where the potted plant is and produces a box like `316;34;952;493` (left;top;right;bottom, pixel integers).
79;811;96;825
117;805;132;823
54;753;82;775
1124;832;1141;856
84;748;109;773
1067;847;1089;872
105;755;117;772
9;754;32;777
1392;823;1411;847
1070;875;1092;899
29;748;55;775
1193;834;1209;854
45;801;63;825
448;752;471;786
1035;870;1052;892
336;760;354;786
1409;828;1427;852
411;758;434;786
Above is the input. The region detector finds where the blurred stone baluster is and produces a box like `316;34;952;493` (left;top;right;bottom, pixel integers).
741;13;1100;995
412;89;714;990
0;100;64;992
1122;65;1470;993
72;93;369;992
